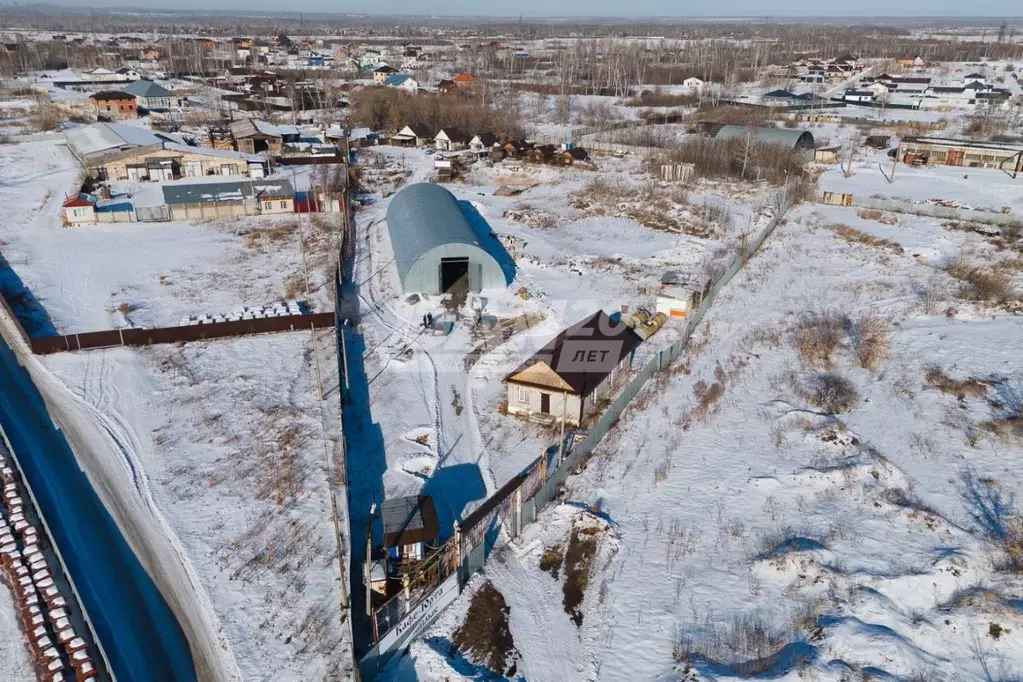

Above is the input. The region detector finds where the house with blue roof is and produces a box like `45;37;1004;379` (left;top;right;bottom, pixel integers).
383;73;419;93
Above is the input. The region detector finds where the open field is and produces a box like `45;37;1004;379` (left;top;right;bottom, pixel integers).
393;194;1023;680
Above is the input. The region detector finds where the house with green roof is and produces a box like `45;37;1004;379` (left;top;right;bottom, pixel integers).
122;79;181;111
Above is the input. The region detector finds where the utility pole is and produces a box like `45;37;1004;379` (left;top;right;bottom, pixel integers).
557;390;567;467
365;504;375;618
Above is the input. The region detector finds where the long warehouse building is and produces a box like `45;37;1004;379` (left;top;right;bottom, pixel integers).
385;183;507;295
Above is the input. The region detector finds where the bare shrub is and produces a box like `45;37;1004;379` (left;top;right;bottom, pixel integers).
924;367;989;400
945;258;1017;305
796;372;859;414
792;311;848;369
852;313;891;371
675;611;808;676
283;274;308;299
539;544;564;578
29;100;62;132
1002;515;1023;572
856;208;884;221
830;224;903;254
980;378;1023;442
625;91;701;108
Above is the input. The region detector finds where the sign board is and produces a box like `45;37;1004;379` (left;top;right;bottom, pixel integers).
376;572;460;656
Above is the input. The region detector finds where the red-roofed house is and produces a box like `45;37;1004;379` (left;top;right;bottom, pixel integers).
452;73;478;87
62;197;95;225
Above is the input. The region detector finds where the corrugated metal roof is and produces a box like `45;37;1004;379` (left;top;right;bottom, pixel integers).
122;79;174;98
385;183;486;284
162;181;253;205
714;126;815;150
380;495;439;547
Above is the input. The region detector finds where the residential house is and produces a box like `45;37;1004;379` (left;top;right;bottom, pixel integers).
383;73;419;93
468;132;500;153
66;122;268;180
115;67;141;81
434;128;469;151
526;144;557;164
372;65;398;84
230;118;300;155
682;76;705;94
161;178;293;220
162;180;255;220
504;310;642;426
380;495;439;564
436;79;456;93
897;56;925;68
254;179;296;214
554;147;590;166
964;72;987;86
82;67;123;82
396;124;433;147
452;73;477;87
62;197;95;225
90;91;137;120
761;89;808;107
122;79;181;110
843;89;876;103
500;138;533;159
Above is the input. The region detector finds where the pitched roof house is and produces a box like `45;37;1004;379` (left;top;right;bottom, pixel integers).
504;310;641;426
122;79;180;110
372;65;398;84
434;128;469;151
396;124;433;146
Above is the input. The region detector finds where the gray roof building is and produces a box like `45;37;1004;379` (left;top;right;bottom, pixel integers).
162;181;253;205
385;183;506;295
161;178;294;205
714;125;816;158
380;495;440;548
123;79;175;98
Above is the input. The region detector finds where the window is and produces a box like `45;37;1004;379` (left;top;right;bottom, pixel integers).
280;200;287;209
263;201;272;209
517;386;530;403
71;208;86;217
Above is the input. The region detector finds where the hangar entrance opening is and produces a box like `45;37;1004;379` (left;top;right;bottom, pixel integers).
440;257;470;294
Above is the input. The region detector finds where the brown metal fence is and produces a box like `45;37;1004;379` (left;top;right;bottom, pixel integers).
29;313;335;355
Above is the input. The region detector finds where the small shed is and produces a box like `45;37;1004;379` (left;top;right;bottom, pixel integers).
864;135;892;150
62;197;96;225
380;495;440;562
814;146;840;163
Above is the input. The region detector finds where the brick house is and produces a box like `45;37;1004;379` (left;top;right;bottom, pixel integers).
90;91;137;120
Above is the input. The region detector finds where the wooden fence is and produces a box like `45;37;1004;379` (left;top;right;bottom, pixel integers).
29;313;335;355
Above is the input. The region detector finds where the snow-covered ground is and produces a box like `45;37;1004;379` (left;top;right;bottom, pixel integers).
390;199;1023;680
821;154;1023;216
40;332;352;681
349;147;763;520
0;138;352;679
0;141;335;334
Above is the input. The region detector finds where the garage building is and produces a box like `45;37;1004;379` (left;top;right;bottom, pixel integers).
385;183;506;295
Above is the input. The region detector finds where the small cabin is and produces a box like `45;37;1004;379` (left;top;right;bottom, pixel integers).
381;495;440;563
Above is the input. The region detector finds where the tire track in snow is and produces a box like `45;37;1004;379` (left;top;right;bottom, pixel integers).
71;348;243;681
489;548;581;682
